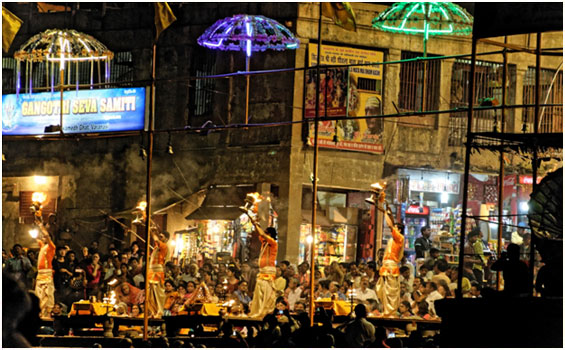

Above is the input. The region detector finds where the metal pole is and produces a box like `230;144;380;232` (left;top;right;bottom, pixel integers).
529;32;542;296
60;64;64;136
421;8;428;112
143;42;157;341
245;55;250;124
310;2;323;327
456;37;477;298
496;37;508;291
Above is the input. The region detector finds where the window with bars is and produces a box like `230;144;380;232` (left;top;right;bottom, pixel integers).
448;59;516;146
358;77;380;94
2;52;134;93
190;49;217;118
522;67;563;133
398;51;441;113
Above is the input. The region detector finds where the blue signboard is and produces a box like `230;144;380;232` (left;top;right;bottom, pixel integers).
2;87;147;135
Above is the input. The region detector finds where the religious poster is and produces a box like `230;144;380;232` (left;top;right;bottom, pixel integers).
306;43;384;154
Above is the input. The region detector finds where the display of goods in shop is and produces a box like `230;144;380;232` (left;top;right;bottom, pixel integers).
528;167;562;241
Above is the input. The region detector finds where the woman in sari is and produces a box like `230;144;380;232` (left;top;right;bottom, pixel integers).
114;282;145;312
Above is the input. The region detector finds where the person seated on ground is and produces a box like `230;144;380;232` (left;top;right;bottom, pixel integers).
181;263;200;283
233;280;252;307
365;298;382;317
113;302;129;316
398;300;414;318
129;303;144;318
163;279;178;315
469;282;482;298
431;258;451;287
65;268;88;307
343;303;376;347
50;302;67;318
285;277;303;311
424;281;442;316
114;282;145;312
448;266;471;297
210;282;224;303
225;266;241;295
229;300;247;317
400;281;413;303
414;300;432;320
365;262;378;288
355;276;378;303
293;301;307;315
399;266;414;293
128;257;145;288
274;266;287;297
411;280;427;307
418;264;433;282
437;280;452;298
491;243;530;296
329;281;347;301
317;279;333;299
185;281;213;306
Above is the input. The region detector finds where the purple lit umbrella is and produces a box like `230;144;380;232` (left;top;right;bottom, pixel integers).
198;14;300;123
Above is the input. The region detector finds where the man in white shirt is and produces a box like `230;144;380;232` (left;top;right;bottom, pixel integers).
355;276;378;303
424;281;443;316
284;277;303;311
399;266;414;293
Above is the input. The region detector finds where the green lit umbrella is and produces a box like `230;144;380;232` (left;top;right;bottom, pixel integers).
372;2;473;57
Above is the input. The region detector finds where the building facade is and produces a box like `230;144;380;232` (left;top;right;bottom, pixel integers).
2;3;562;265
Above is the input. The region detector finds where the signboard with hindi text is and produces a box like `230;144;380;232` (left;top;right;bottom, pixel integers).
306;43;384;154
2;87;147;135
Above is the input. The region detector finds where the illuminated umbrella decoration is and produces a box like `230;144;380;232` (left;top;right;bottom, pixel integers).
13;28;113;135
198;14;300;123
372;2;473;58
14;28;114;95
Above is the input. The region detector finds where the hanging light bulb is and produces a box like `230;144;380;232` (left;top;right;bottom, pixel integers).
139;146;147;160
167;133;174;155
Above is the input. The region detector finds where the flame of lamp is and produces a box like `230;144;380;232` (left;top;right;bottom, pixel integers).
137;201;147;211
32;192;47;203
29;229;39;238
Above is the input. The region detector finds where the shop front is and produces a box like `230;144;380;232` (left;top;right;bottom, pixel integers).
394;168;462;262
170;186;277;266
298;188;368;266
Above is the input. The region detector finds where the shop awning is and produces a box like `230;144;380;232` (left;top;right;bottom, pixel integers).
301;210;332;227
184;184;255;221
186;206;244;221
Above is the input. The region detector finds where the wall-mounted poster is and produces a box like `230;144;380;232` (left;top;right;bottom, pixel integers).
306;43;384;154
